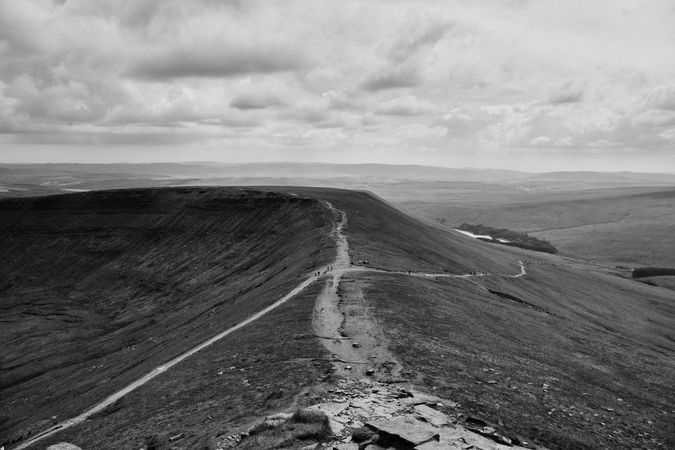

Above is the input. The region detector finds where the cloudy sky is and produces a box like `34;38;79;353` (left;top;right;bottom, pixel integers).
1;0;674;171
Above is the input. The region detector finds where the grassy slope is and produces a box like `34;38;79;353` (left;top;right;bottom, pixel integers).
288;188;675;448
635;276;675;292
0;187;334;445
4;186;674;449
528;189;675;266
357;256;675;448
275;187;520;274
37;283;331;450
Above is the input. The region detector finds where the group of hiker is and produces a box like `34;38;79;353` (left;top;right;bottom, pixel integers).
315;266;334;277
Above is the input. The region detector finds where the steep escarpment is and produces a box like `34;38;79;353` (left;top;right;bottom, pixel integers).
0;187;334;444
275;187;521;274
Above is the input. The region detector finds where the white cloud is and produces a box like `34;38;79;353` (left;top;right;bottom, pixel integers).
548;81;585;104
588;139;622;148
375;95;439;116
395;124;447;140
0;0;674;170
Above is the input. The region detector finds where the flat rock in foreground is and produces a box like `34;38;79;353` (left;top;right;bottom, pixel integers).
366;416;440;447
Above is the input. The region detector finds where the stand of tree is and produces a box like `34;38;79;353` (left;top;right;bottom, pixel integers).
631;267;675;278
458;223;558;254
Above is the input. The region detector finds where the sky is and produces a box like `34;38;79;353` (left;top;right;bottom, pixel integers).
1;0;674;172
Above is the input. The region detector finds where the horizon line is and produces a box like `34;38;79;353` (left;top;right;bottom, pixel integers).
1;160;675;176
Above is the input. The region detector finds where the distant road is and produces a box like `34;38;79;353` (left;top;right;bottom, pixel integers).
346;259;526;279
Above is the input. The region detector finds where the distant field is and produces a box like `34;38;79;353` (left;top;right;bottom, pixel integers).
388;184;675;267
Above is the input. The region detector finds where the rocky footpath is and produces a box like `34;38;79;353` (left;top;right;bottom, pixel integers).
218;207;542;450
223;377;540;450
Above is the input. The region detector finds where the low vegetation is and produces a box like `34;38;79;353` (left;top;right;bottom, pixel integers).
0;187;334;446
4;186;674;450
631;267;675;278
37;282;332;449
238;409;332;449
458;223;558;254
359;264;675;449
275;187;518;274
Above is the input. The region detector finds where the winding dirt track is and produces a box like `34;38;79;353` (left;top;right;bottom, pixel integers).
12;201;525;450
347;259;526;279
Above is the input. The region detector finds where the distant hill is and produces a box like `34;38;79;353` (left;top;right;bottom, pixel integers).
2;162;674;200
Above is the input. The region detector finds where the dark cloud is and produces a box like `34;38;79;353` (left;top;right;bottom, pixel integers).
548;81;584;104
388;21;452;63
360;20;450;93
103;104;262;128
645;85;675;111
361;67;420;91
284;107;329;124
230;93;285;110
5;126;204;146
127;47;306;80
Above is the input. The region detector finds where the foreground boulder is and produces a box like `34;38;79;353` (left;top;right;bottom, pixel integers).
366;416;440;448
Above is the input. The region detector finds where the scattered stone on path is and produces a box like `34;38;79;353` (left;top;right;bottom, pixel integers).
366;416;440;447
351;426;377;443
400;390;449;407
332;443;360;450
299;444;321;450
352;342;360;348
416;441;465;450
463;416;489;428
307;402;349;417
225;377;530;450
366;368;375;376
414;404;450;427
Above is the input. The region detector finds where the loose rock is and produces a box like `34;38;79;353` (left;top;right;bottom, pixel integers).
366;416;440;447
46;444;82;450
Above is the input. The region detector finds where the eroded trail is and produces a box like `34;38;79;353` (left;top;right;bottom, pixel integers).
312;202;403;380
344;259;526;279
300;203;526;450
312;202;526;381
